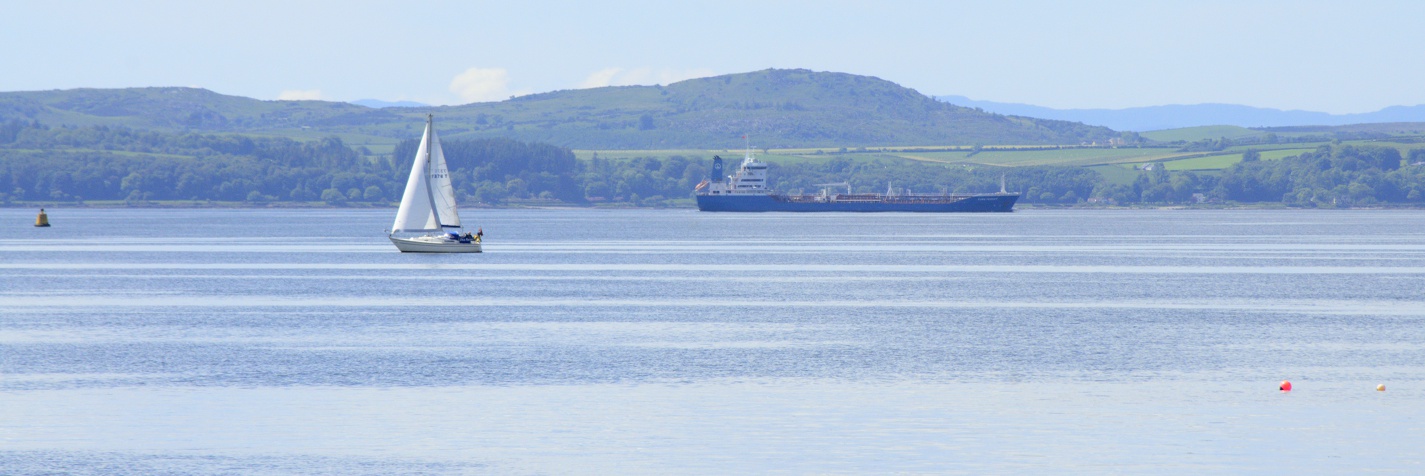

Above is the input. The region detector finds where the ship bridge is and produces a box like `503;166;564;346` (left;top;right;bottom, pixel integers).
698;151;771;196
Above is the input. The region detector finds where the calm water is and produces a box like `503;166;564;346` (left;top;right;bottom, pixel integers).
2;208;1423;474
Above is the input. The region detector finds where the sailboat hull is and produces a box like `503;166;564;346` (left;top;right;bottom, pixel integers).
389;235;482;253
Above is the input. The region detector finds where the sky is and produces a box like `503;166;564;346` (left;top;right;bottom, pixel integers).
3;0;1423;114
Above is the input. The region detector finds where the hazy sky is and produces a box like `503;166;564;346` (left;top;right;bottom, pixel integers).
3;0;1422;113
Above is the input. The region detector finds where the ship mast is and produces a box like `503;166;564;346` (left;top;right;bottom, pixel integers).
422;114;444;228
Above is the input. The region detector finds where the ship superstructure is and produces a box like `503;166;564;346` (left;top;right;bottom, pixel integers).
694;150;770;198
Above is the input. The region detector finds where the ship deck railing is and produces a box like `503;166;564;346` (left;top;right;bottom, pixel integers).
775;193;988;204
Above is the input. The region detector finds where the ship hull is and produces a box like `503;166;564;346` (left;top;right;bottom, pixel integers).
696;193;1018;212
389;235;482;253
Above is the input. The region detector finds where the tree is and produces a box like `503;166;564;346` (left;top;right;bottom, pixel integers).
1409;148;1425;165
473;182;506;204
363;186;383;201
120;172;144;195
321;188;346;204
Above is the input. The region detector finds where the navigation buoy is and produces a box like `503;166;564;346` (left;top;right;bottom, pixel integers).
1279;380;1292;392
1377;384;1386;392
34;208;50;227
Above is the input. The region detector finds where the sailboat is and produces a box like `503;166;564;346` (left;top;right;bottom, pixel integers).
388;115;481;253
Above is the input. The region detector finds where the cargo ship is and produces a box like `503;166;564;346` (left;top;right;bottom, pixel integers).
694;152;1019;212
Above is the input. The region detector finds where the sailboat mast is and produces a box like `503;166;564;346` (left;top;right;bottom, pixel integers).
422;114;444;228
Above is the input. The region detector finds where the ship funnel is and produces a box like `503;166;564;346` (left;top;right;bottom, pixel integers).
711;156;724;181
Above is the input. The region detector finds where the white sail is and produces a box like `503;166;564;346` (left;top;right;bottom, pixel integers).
427;127;461;228
392;117;441;232
387;115;480;253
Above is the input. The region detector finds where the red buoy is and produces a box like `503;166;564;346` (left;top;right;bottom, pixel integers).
1280;380;1292;391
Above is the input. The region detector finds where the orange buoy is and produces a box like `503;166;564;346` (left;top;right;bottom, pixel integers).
1377;384;1386;392
1279;380;1292;391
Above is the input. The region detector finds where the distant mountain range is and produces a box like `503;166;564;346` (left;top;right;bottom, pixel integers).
936;95;1425;132
0;70;1118;149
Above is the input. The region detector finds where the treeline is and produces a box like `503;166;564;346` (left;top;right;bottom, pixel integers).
0;121;375;203
5;120;1425;208
390;136;581;204
0;121;581;204
1215;145;1425;206
1089;144;1425;206
579;155;708;204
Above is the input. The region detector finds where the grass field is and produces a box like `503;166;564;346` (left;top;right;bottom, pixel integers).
1161;149;1307;171
1161;154;1247;171
1140;125;1267;142
890;147;1192;167
1158;140;1424;171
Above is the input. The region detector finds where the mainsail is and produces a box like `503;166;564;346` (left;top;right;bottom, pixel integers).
392;115;462;232
427;128;461;228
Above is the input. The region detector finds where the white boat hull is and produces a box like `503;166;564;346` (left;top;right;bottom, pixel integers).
389;235;482;253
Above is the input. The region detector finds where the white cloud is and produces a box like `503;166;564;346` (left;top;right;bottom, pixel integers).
577;67;716;89
277;89;324;100
449;67;520;103
579;67;624;89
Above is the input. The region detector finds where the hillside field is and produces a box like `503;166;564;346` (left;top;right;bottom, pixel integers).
0;69;1122;149
1140;125;1267;142
575;136;1425;179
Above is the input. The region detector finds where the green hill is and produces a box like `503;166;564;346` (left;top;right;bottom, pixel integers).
0;69;1121;149
0;87;393;131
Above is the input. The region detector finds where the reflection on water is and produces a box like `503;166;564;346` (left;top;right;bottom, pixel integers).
2;208;1424;473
